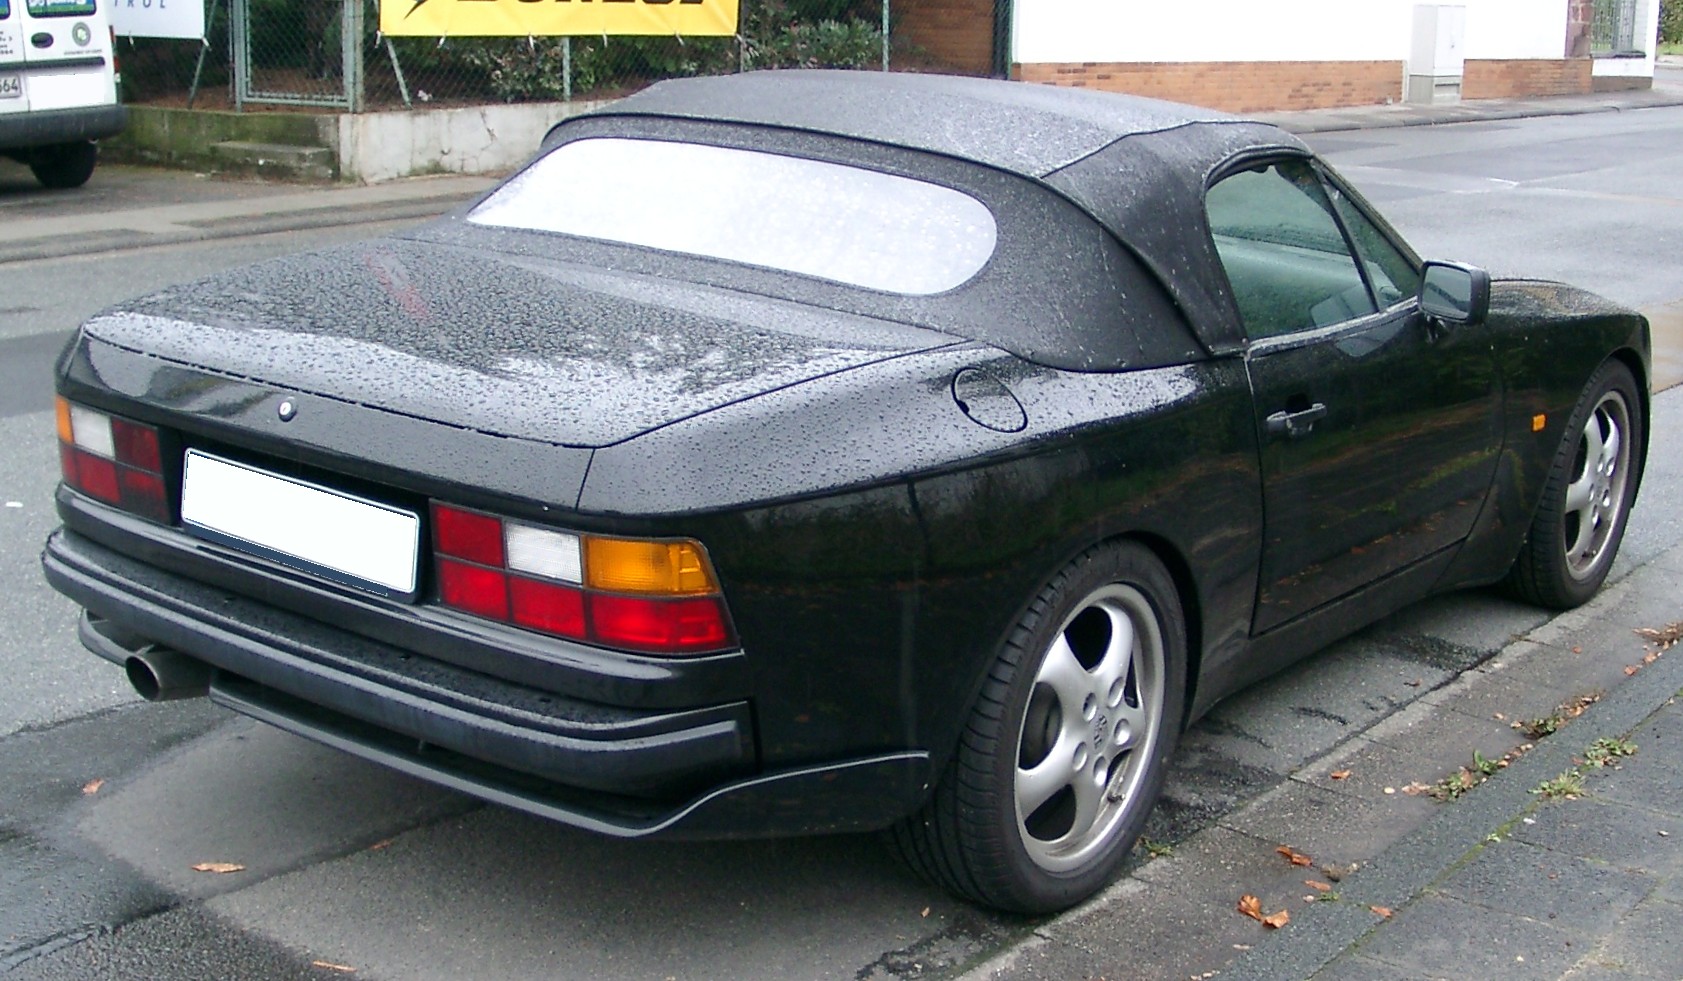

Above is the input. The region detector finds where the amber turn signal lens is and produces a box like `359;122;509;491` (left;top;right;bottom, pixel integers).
55;397;74;444
585;538;717;595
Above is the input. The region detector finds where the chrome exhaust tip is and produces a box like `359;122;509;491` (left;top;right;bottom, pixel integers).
124;646;211;701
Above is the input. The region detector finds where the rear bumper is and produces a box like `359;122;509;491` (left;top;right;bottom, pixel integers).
43;526;931;837
0;103;127;151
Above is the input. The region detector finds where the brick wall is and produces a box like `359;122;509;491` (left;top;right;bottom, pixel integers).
1461;58;1593;99
895;0;995;75
1011;61;1404;113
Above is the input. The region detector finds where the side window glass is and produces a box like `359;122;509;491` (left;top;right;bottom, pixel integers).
1324;178;1421;308
1206;159;1376;340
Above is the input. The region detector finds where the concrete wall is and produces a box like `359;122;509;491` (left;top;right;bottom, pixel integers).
338;100;610;183
106;100;609;183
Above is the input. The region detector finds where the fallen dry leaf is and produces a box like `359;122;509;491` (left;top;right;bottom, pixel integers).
1400;781;1433;796
81;779;104;796
1329;769;1352;781
919;907;930;918
191;862;245;874
1275;845;1313;866
1625;666;1640;676
1635;621;1683;651
1305;879;1332;892
368;839;393;851
1238;894;1290;928
311;962;355;974
1370;906;1393;919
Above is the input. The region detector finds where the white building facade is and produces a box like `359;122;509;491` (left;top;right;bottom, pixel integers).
898;0;1662;111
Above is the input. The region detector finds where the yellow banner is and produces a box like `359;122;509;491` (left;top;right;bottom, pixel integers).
381;0;739;37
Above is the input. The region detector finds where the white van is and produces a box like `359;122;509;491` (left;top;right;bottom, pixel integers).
0;0;125;188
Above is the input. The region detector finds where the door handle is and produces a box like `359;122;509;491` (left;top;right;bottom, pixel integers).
1265;402;1328;439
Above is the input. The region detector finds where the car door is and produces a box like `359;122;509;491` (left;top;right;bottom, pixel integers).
0;0;27;116
15;0;114;115
1206;156;1502;633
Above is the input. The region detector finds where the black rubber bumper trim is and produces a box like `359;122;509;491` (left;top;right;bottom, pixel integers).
45;527;753;797
210;674;933;839
0;103;126;150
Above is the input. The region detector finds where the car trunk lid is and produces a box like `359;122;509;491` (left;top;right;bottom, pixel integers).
80;237;959;448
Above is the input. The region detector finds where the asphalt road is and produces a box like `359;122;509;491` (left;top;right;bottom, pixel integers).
1;104;1681;980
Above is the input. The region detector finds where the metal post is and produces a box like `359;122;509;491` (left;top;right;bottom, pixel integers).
343;0;365;112
881;0;889;71
230;0;247;111
384;38;412;107
563;36;572;102
187;0;224;108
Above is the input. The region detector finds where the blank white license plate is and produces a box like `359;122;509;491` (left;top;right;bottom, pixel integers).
0;76;21;99
180;450;420;597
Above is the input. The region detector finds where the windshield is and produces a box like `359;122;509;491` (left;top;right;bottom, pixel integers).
468;137;998;296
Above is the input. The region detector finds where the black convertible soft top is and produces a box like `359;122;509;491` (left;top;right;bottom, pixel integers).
582;71;1313;355
589;69;1231;178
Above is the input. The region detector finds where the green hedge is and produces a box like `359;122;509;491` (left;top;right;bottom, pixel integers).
1662;0;1682;45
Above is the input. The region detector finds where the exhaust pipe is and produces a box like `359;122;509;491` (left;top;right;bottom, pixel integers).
124;646;212;701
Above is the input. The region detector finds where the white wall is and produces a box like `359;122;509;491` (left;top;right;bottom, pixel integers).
1013;0;1567;65
1463;0;1568;59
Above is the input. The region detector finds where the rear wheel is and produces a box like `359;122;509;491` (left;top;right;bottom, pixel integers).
29;141;99;190
1507;360;1642;609
892;542;1186;914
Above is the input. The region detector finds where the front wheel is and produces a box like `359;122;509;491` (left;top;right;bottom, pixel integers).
29;141;99;189
892;542;1186;914
1506;359;1643;609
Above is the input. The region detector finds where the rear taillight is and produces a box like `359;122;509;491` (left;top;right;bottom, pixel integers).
56;397;168;522
431;502;735;656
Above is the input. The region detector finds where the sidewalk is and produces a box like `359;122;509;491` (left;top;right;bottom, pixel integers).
1238;586;1683;981
961;527;1683;981
1254;82;1683;134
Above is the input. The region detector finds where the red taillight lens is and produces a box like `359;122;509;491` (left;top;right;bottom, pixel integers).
589;594;732;655
437;558;510;620
432;504;505;567
112;418;162;472
57;397;169;523
430;501;734;656
510;576;586;637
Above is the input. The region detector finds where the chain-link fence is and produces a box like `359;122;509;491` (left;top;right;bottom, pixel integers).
117;0;935;112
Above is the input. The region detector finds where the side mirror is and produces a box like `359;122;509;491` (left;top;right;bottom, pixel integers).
1418;261;1491;326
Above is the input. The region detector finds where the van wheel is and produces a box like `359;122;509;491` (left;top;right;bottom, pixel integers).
30;141;99;190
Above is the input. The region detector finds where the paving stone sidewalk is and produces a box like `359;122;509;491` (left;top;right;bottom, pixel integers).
961;534;1683;981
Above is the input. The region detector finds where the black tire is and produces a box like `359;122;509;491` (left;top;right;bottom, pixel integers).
29;141;99;190
1506;359;1642;609
891;542;1187;914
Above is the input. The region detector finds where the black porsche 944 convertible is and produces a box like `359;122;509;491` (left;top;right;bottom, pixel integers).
43;70;1648;913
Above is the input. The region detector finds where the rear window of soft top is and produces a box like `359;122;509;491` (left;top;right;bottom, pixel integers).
468;137;999;296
